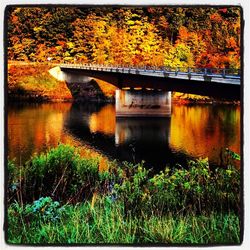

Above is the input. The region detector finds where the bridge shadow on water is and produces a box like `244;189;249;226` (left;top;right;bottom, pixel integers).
63;102;192;172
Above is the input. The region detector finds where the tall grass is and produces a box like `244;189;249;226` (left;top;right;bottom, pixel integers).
7;197;240;244
7;144;241;244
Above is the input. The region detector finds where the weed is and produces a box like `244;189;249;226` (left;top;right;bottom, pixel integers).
7;144;241;244
7;197;240;244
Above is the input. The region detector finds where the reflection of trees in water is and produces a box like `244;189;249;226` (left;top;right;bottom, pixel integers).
169;104;240;164
8;102;240;170
8;103;72;163
64;103;120;165
205;105;240;153
89;105;116;135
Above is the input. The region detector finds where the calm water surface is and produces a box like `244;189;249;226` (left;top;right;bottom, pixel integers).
8;102;240;170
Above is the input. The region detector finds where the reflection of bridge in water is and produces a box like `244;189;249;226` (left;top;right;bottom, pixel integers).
50;64;241;117
64;103;190;170
64;103;240;170
115;118;170;146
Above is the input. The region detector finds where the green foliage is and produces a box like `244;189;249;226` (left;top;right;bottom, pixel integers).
7;160;20;195
8;144;240;214
224;147;241;161
112;161;150;215
147;158;240;214
111;158;240;215
7;144;241;244
27;197;65;222
8;159;16;186
213;165;240;211
164;43;194;69
7;197;240;244
8;144;100;203
18;74;59;91
9;197;66;224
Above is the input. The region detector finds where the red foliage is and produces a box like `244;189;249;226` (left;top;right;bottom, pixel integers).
219;8;227;13
147;7;155;13
210;13;223;22
56;41;66;47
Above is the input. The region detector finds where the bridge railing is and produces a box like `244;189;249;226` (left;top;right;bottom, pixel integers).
60;63;241;79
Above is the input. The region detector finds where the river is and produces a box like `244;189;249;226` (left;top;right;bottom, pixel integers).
7;102;240;171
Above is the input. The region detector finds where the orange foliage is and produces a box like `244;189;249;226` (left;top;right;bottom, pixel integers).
227;37;237;50
94;79;116;98
98;158;108;172
12;15;18;23
8;64;72;100
178;26;189;40
7;7;241;70
210;12;223;22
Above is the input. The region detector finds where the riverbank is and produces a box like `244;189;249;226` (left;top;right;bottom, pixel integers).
7;144;241;244
7;63;116;102
172;92;240;105
8;64;72;102
8;63;239;104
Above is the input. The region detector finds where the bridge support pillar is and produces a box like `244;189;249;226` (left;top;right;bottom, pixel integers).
116;90;171;117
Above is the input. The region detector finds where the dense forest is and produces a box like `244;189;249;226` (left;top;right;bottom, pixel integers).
7;6;241;69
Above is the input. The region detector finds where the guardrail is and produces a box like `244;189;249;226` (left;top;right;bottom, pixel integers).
60;63;241;81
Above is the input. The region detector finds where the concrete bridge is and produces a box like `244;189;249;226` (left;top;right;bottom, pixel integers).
50;64;241;117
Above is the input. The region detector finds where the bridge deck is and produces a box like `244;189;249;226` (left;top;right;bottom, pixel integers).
60;64;241;86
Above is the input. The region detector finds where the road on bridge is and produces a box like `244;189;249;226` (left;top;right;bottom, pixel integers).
59;64;241;100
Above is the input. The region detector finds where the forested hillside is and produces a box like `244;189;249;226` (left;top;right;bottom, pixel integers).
7;6;241;69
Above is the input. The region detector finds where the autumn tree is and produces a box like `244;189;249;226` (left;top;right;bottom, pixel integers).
7;6;241;70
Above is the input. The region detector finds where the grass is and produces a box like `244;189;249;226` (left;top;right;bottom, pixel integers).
7;144;241;245
7;198;240;244
8;64;72;101
8;63;116;101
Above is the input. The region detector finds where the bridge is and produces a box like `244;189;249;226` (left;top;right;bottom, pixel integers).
50;64;241;117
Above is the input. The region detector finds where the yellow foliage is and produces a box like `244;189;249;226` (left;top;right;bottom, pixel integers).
164;43;194;69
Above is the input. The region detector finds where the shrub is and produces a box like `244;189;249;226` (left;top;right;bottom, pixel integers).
147;158;240;214
112;161;150;216
8;145;240;215
8;144;100;203
6;145;241;244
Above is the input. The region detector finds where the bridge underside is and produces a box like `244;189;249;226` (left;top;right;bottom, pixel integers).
59;67;241;100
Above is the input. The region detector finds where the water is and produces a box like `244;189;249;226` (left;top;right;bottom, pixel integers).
7;102;240;171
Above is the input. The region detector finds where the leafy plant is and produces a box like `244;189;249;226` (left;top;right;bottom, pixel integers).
113;161;150;216
8;145;240;215
7;145;241;244
8;144;100;203
25;197;66;222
